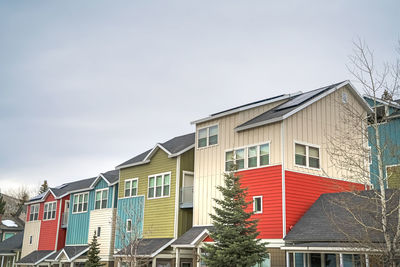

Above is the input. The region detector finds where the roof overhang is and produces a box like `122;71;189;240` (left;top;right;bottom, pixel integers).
53;247;89;262
16;251;57;266
281;245;381;253
191;93;301;125
171;229;211;248
235;81;373;132
363;95;400;109
114;239;176;258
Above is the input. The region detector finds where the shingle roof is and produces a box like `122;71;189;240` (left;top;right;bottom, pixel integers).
236;82;343;131
172;226;214;246
284;190;400;244
17;250;55;264
47;246;89;261
0;232;23;254
0;215;24;231
101;170;119;184
116;238;174;257
116;133;195;168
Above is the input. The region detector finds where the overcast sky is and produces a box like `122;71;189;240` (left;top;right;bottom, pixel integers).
0;0;399;195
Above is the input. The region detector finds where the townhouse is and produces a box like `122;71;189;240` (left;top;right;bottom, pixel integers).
363;95;400;189
172;81;371;266
114;133;195;267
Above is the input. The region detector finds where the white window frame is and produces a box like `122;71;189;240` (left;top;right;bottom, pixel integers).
224;142;271;172
72;192;89;214
147;172;172;199
253;196;263;214
94;188;109;210
124;178;139;198
29;204;40;221
126;219;132;232
197;124;219;149
43;201;57;221
294;141;321;170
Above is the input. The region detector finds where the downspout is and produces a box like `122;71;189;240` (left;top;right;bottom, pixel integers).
281;120;286;237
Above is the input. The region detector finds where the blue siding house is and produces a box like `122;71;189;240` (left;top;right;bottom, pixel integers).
364;96;400;188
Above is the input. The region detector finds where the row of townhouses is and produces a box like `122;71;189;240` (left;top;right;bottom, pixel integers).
4;80;400;267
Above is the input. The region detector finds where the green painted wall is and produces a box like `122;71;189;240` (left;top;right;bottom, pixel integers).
178;148;194;236
119;148;177;238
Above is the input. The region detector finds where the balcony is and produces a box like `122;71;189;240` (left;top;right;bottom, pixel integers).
179;186;193;208
61;212;69;228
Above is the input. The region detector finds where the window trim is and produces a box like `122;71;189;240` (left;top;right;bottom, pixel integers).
29;204;40;221
126;219;132;233
253;196;263;214
294;141;321;170
94;188;109;210
43;201;57;221
196;124;219;149
72;192;89;214
147;171;172;199
124;178;139;198
224;141;271;172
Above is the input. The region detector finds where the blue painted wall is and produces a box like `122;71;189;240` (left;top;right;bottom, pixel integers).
66;178;119;245
365;97;400;188
114;196;144;250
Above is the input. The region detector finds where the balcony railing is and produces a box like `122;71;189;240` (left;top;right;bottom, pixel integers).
180;186;193;208
61;212;69;228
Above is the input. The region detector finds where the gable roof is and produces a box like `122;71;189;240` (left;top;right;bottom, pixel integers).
89;169;120;188
284;190;400;244
236;81;372;132
115;238;175;257
116;133;195;169
363;95;400;109
0;232;23;254
48;245;89;262
172;226;214;247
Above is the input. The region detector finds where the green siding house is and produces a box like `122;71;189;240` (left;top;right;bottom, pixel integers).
114;133;195;266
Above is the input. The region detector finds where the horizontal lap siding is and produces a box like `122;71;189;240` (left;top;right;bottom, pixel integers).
38;194;59;250
285;170;365;234
21;221;41;257
238;165;283;239
88;208;116;259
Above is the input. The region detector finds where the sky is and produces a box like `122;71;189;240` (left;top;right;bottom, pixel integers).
0;0;399;195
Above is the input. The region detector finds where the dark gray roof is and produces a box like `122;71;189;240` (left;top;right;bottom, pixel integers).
101;170;119;184
236;82;343;131
47;246;88;261
17;250;55;264
284;190;400;244
0;232;23;254
117;133;195;168
116;238;173;256
0;215;24;231
172;226;214;246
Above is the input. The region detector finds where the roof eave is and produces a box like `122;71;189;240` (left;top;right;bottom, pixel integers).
167;144;195;158
115;160;151;170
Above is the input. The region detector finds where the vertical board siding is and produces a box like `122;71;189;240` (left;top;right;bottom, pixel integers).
115;196;144;250
285;170;365;234
38;194;60;250
66;191;91;245
285;86;367;180
238;165;283;239
119;149;177;238
21;221;41;257
194;100;286;226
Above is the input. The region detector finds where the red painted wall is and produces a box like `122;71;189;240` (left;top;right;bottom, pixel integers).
56;196;69;250
238;165;283;239
285;170;365;234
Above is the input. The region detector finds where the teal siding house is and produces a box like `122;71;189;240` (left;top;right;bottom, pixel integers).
364;96;400;188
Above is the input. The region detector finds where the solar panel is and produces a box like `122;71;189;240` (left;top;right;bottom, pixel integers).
275;86;330;111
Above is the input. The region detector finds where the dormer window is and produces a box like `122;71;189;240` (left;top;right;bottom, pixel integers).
197;125;218;148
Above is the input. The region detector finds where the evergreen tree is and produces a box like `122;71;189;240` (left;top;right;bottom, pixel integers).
203;167;268;267
39;180;49;194
85;231;104;267
0;194;6;215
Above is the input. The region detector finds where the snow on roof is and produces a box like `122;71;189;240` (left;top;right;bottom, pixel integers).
2;219;18;227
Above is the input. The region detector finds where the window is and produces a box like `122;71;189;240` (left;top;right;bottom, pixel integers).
342;92;348;103
387;165;400;189
43;201;57;220
73;192;89;213
95;189;108;209
124;178;138;197
29;204;39;221
253;196;263;214
29;236;32;244
4;232;15;240
148;173;171;199
295;143;320;169
97;227;101;237
252;254;271;267
225;143;270;171
197;125;218;148
126;219;132;232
